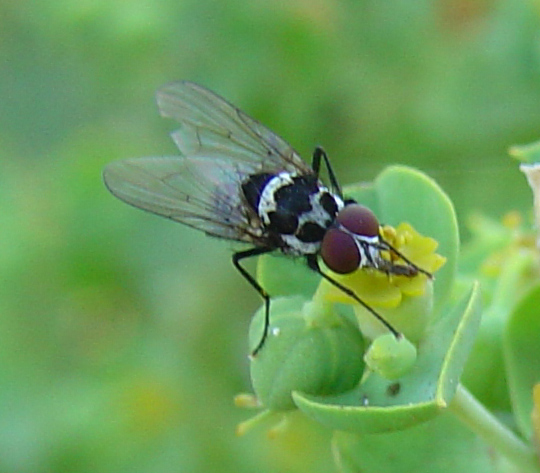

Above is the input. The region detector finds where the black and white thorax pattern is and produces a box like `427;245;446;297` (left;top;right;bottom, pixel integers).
241;171;345;256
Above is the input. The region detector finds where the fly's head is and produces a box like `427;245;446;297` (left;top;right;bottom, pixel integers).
320;203;424;278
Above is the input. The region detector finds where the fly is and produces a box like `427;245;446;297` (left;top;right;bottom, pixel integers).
103;81;431;356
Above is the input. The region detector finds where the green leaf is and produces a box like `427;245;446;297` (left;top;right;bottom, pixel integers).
256;255;320;299
461;249;535;412
333;412;498;473
293;282;481;433
504;283;540;439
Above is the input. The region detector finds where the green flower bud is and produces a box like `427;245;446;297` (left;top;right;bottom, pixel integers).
249;297;365;411
363;333;417;380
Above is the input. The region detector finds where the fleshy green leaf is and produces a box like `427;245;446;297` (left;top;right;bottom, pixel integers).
256;255;320;299
292;282;481;433
504;283;540;439
333;412;498;473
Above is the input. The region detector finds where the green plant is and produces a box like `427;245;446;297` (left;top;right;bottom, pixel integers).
236;148;540;473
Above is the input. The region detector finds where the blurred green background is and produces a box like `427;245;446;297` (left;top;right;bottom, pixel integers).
2;1;540;472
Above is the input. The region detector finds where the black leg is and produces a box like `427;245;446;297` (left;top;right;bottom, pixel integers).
232;247;274;356
312;146;343;198
306;254;400;338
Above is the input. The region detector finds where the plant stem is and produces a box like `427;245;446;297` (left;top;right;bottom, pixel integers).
235;408;275;436
449;384;539;473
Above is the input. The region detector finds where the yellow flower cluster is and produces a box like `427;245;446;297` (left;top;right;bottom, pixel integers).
321;222;446;308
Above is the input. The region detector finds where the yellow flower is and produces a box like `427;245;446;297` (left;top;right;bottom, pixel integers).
321;222;445;307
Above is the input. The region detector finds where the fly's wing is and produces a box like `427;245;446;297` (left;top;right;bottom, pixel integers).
156;81;313;175
103;156;263;243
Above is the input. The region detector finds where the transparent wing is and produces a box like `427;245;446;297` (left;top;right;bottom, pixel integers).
156;81;313;175
103;157;264;243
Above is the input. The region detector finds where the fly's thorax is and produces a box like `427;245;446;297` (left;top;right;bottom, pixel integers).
244;171;344;256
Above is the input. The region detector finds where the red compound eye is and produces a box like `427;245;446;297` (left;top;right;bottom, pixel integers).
320;228;360;274
336;204;379;237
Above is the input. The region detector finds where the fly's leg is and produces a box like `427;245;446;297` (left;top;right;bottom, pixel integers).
232;247;274;356
375;238;433;279
306;254;401;339
311;146;343;198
